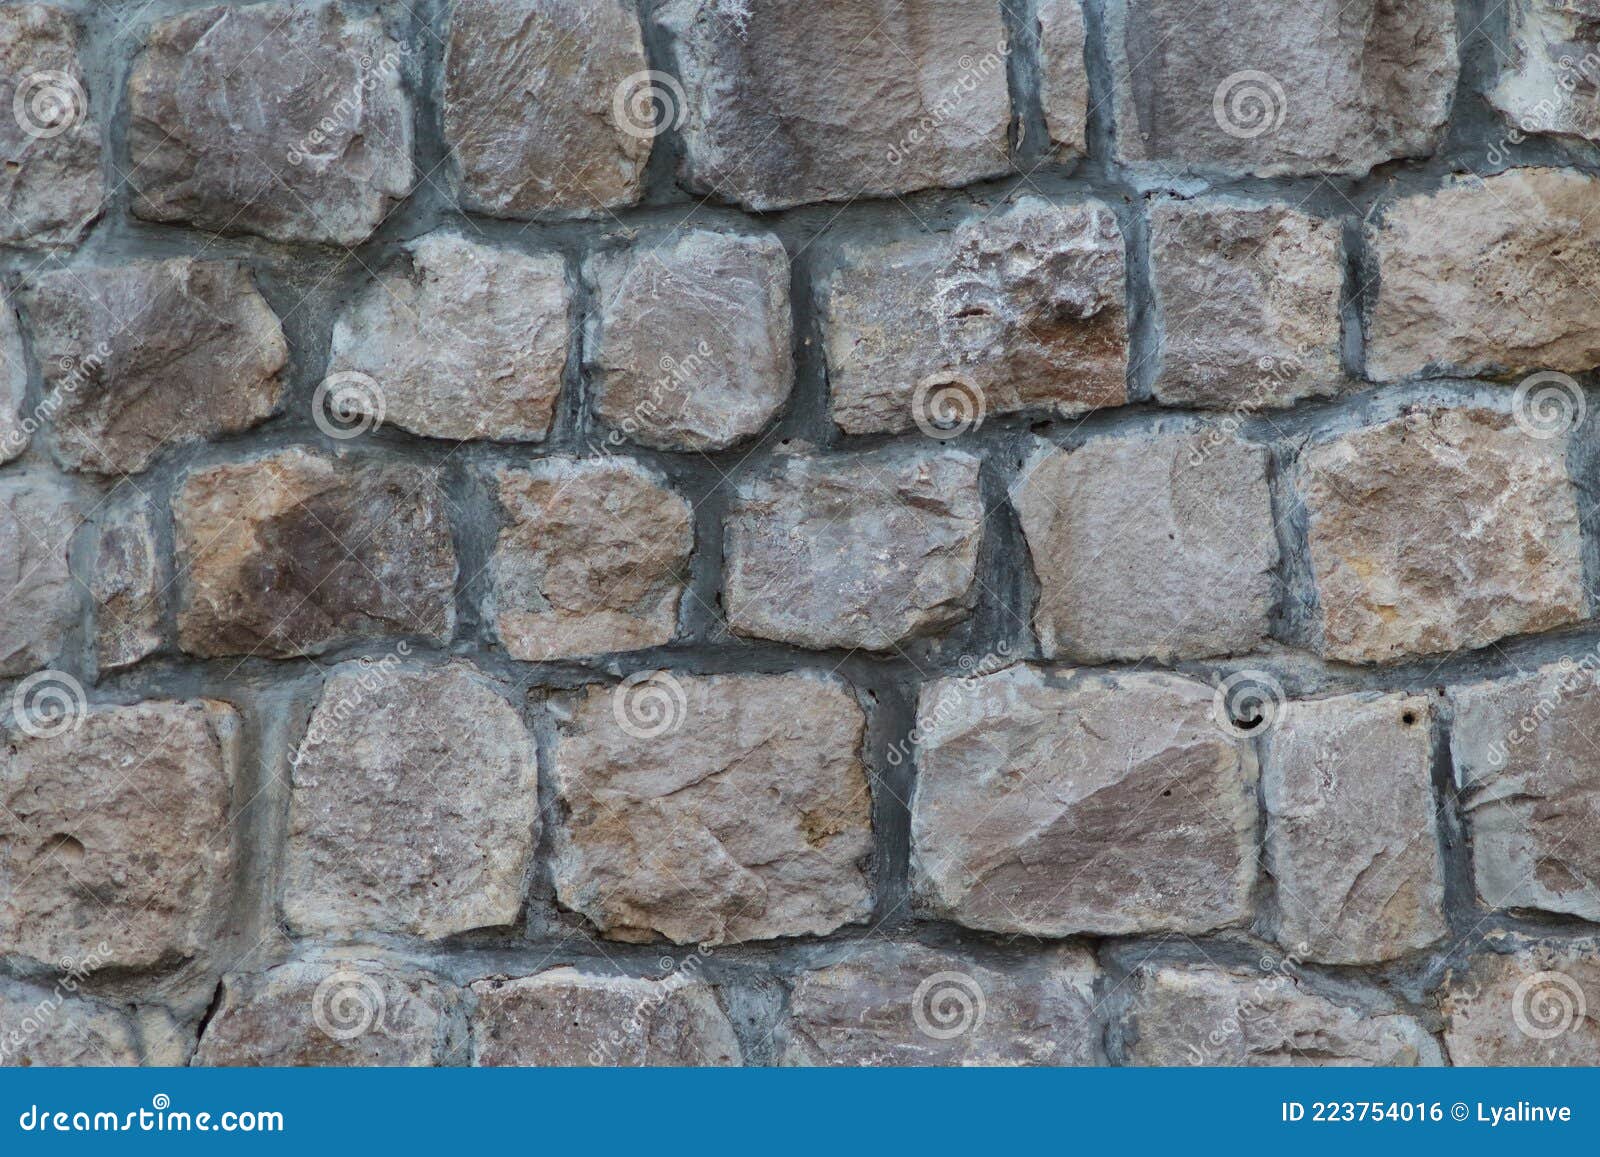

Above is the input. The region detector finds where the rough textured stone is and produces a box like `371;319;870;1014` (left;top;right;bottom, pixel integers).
20;259;287;475
1492;0;1600;144
444;0;650;217
195;957;466;1066
0;298;24;463
1442;939;1600;1065
1297;407;1586;664
1122;965;1442;1066
90;497;163;674
1262;692;1446;964
911;665;1258;937
658;0;1011;210
1038;0;1088;154
0;700;238;969
284;662;538;940
1108;0;1457;177
585;229;792;451
1451;664;1600;921
552;672;873;944
1367;169;1600;380
821;198;1127;435
0;477;81;677
778;943;1103;1066
0;979;140;1067
1013;431;1277;663
1149;198;1344;407
472;969;742;1066
127;0;413;245
725;447;982;651
326;232;569;442
489;459;692;661
174;448;457;659
0;5;104;247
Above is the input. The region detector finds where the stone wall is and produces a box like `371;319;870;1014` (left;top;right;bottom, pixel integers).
1;0;1598;1067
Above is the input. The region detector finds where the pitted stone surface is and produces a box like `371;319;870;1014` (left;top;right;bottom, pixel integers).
1297;407;1586;664
20;259;287;475
1013;431;1277;663
174;448;457;659
1038;0;1089;154
0;477;81;677
0;5;105;247
471;969;742;1066
91;497;164;673
821;198;1127;435
489;458;692;661
327;232;569;442
0;979;141;1067
1442;940;1600;1065
910;665;1258;938
127;0;413;244
585;229;793;451
778;943;1103;1066
657;0;1012;210
1149;199;1345;407
0;700;238;969
1262;692;1446;964
724;447;983;651
444;0;651;217
284;662;538;940
1108;0;1458;177
552;672;873;945
1451;664;1600;921
1122;965;1442;1066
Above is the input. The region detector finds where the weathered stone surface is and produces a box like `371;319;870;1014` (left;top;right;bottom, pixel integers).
821;198;1127;435
1366;169;1600;380
778;943;1103;1066
658;0;1011;210
1108;0;1457;177
0;979;140;1067
20;259;287;475
1149;198;1344;407
1442;939;1600;1064
195;957;466;1066
1122;965;1442;1065
0;700;238;968
1038;0;1089;154
174;449;457;659
725;447;982;651
444;0;650;217
0;477;81;677
586;229;792;451
489;459;692;661
127;0;413;245
90;497;163;674
0;298;24;463
911;665;1258;937
1297;407;1586;664
0;5;104;247
327;232;568;442
472;968;742;1066
284;662;538;940
1451;664;1600;921
1492;0;1600;144
1262;692;1446;964
1013;431;1277;663
552;672;873;944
